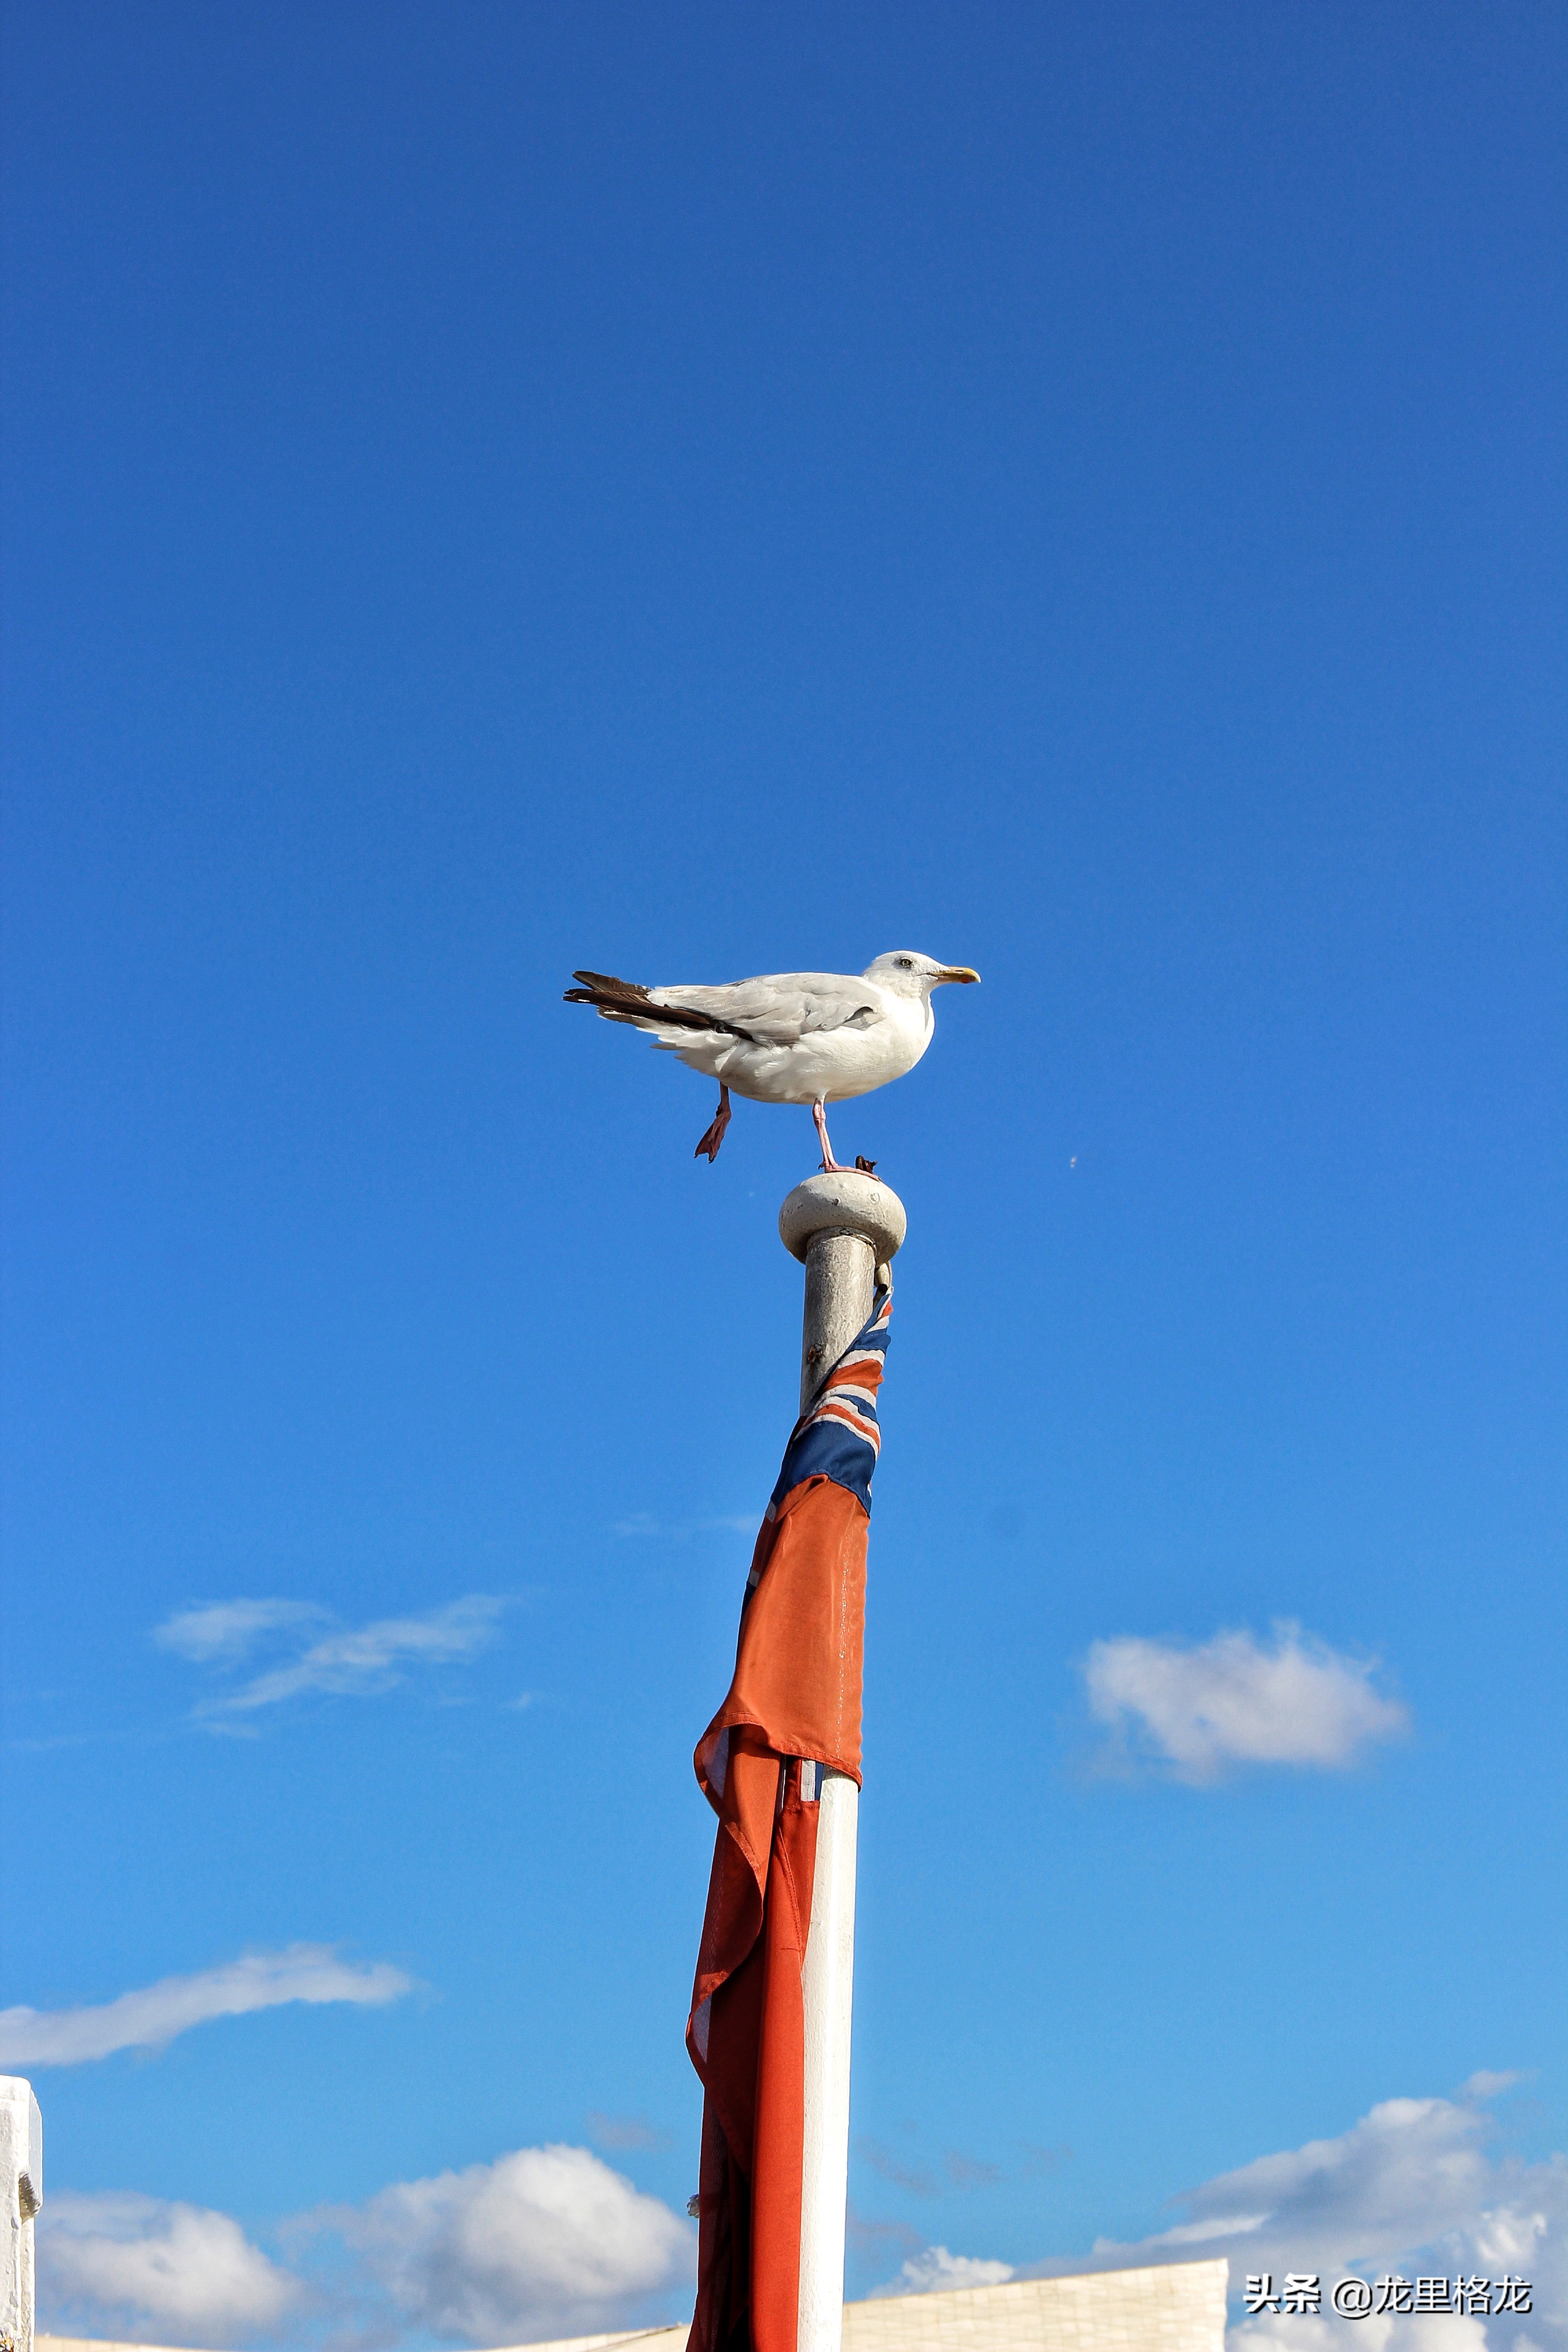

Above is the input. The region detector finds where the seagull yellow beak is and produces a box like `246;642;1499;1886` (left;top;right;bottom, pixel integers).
935;965;980;985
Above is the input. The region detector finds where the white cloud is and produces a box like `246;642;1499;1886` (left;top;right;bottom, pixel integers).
1148;2095;1520;2269
1083;1622;1409;1781
37;2098;1561;2352
318;2143;695;2341
154;1600;328;1663
0;1944;411;2066
155;1595;509;1719
39;2146;695;2350
40;2191;302;2344
1019;2084;1564;2352
872;2245;1015;2295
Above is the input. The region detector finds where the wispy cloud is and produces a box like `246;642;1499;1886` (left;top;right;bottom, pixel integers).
858;2138;939;2197
612;1513;757;1539
41;2192;303;2344
1083;1622;1409;1783
1463;2071;1529;2102
846;2204;922;2262
586;2112;673;2153
154;1600;329;1663
0;1945;411;2067
221;1598;506;1713
945;2150;1003;2190
155;1595;509;1723
853;2141;1006;2208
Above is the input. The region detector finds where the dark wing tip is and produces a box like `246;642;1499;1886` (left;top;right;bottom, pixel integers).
564;970;662;1017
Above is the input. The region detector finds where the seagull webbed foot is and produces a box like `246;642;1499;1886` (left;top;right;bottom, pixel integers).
694;1084;731;1164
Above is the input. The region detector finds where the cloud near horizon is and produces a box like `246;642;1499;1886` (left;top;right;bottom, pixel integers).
41;2193;303;2344
40;2145;696;2349
1088;2086;1563;2352
38;2091;1558;2352
155;1595;508;1720
872;2245;1016;2295
881;2083;1560;2352
1083;1623;1409;1782
0;1945;411;2067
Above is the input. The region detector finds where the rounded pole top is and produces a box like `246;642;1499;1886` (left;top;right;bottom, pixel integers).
779;1171;907;1268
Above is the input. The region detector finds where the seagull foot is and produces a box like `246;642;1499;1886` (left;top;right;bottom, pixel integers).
694;1085;731;1164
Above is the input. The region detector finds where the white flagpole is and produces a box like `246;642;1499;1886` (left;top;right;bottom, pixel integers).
778;1173;906;2352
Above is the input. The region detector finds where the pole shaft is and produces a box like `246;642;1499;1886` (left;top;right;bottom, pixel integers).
795;1229;875;2352
799;1231;876;1417
798;1767;859;2352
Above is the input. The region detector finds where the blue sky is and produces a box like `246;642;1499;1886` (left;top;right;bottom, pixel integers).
1;5;1563;2351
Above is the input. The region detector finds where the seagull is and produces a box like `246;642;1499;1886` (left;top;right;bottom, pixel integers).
564;952;980;1170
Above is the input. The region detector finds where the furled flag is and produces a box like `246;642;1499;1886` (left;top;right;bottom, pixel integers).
686;1284;893;2352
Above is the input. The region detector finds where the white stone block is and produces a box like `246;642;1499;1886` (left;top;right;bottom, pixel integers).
0;2077;43;2352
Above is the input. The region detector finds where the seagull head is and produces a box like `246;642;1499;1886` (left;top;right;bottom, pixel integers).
863;951;981;1002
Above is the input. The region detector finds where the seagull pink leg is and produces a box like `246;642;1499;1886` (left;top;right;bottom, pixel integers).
694;1084;731;1163
812;1097;854;1174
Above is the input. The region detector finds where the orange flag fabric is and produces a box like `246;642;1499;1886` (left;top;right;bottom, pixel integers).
686;1286;892;2352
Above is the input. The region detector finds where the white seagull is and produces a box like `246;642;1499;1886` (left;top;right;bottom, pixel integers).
564;951;980;1170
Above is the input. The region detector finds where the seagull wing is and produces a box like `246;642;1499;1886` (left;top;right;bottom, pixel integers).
565;970;887;1046
653;972;887;1046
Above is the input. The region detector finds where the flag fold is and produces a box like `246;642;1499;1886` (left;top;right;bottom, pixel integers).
686;1285;892;2352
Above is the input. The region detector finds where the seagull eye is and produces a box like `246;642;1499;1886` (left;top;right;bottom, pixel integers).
896;956;913;969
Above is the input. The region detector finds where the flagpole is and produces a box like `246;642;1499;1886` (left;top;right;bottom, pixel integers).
779;1171;906;2352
